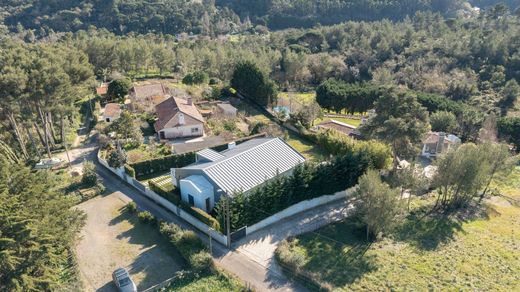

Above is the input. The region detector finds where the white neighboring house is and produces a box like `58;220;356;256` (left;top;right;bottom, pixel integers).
154;97;205;139
102;103;122;123
171;138;306;212
421;132;461;159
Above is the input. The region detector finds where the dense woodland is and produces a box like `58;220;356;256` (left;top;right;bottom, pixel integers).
1;0;518;35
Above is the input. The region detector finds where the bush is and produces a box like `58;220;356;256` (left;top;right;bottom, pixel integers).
126;202;138;213
159;221;182;242
182;71;209;85
181;202;221;231
107;149;127;168
81;161;97;187
189;251;214;272
275;239;306;272
130;152;195;177
149;180;181;204
124;164;136;178
137;210;155;224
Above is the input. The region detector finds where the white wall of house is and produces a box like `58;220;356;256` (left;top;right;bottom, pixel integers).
102;115;119;123
160;124;203;139
179;175;214;212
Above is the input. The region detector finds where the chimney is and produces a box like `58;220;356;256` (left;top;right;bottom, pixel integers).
179;113;185;125
228;142;236;150
187;97;193;105
436;132;445;154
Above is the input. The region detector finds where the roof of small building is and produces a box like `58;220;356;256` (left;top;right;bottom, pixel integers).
423;132;460;145
154;97;204;131
196;148;225;162
217;103;237;112
103;103;121;118
181;175;214;192
180;137;306;196
96;83;109;95
317;119;359;136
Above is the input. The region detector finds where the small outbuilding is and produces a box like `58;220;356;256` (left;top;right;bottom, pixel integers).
216;103;238;117
102;103;121;123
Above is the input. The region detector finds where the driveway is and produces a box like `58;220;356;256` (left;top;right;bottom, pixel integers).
75;192;184;291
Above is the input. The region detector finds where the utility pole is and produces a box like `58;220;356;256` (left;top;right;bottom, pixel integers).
208;227;213;255
225;197;231;248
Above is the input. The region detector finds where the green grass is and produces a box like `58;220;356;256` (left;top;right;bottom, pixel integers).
278;92;316;104
163;271;244;292
314;117;362;127
285;132;327;161
277;168;520;291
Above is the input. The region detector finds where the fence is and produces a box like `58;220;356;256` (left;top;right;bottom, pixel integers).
97;150;228;245
245;189;352;236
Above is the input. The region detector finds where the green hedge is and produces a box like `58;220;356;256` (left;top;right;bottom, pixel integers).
181;202;221;231
130;152;196;177
159;222;213;272
149;180;181;205
124;164;136;178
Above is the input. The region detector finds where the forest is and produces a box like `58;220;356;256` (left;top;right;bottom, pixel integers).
1;0;518;35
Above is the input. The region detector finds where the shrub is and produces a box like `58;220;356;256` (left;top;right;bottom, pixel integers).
126;202;138;213
124;164;136;178
130;152;195;177
107;149;127;168
189;251;214;272
182;71;209;85
275;239;306;272
137;210;155;224
149;180;181;204
181;202;221;231
81;161;97;187
159;221;182;242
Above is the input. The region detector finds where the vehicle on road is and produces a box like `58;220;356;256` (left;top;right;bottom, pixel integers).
34;157;64;170
112;268;137;292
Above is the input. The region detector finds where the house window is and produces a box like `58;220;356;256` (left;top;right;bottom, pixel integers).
191;127;199;133
188;194;194;206
106;118;110;122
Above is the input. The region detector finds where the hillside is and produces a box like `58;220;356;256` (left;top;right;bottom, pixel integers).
2;0;507;35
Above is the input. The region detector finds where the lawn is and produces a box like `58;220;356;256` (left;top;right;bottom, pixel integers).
276;168;520;291
285;132;327;161
314;117;363;127
162;271;244;292
278;92;316;104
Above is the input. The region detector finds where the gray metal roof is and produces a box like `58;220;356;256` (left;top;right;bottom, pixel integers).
196;148;225;162
181;138;306;196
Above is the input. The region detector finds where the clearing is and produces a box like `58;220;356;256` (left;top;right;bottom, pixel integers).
276;168;520;291
74;192;184;291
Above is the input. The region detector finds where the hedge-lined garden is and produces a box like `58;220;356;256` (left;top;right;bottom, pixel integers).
215;135;392;231
130;152;196;178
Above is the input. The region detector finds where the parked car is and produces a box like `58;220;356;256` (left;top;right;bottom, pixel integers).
34;157;64;170
112;268;137;292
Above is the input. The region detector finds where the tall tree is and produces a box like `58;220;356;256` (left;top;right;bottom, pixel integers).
360;87;430;169
231;61;278;106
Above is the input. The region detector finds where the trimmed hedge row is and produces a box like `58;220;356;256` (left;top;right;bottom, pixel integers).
149;180;181;204
158;221;214;272
124;164;136;178
130;152;196;177
180;202;221;231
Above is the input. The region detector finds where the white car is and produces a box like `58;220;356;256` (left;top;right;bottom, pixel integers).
112;268;137;292
34;157;64;170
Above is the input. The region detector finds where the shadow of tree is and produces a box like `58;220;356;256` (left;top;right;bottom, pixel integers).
296;221;377;287
395;214;465;251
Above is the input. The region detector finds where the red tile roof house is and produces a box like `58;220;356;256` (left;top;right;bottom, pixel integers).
154;97;205;139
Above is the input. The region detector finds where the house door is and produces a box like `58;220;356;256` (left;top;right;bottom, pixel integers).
159;131;166;139
205;198;211;212
188;194;194;206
